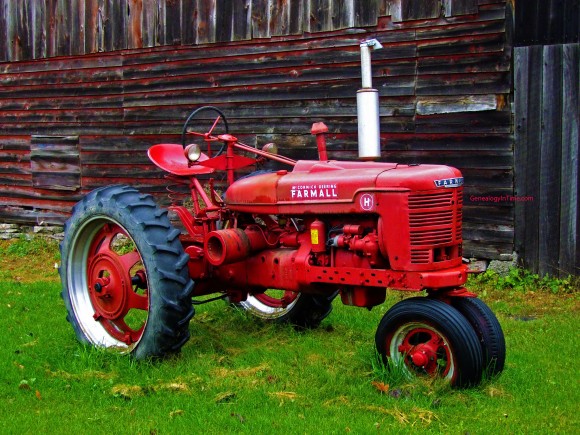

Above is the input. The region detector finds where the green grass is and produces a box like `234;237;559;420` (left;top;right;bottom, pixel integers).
2;234;59;259
0;238;578;433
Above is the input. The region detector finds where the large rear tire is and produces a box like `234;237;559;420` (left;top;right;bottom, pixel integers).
375;297;483;388
60;185;194;359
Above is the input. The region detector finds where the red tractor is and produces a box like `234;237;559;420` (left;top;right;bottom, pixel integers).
60;40;505;388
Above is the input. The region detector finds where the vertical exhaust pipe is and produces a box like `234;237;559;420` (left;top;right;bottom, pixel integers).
357;39;383;160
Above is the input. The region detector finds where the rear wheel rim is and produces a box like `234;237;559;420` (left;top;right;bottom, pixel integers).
240;290;300;319
67;217;149;350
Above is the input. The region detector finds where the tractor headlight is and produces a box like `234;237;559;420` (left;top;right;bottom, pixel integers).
262;142;278;154
184;144;201;162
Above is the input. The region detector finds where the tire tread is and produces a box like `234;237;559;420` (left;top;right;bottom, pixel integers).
60;185;194;360
375;297;483;388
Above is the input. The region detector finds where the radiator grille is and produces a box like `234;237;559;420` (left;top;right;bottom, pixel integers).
456;193;463;240
408;191;453;209
410;249;431;264
408;189;462;264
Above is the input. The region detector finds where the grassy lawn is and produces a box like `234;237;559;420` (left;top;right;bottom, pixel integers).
0;238;578;434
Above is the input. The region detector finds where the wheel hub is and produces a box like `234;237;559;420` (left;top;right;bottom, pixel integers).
396;327;450;376
88;253;130;320
409;344;437;369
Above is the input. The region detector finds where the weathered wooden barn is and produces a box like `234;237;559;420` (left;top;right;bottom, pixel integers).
0;0;578;276
513;0;580;277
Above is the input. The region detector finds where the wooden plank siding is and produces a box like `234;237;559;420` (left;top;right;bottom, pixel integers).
0;0;510;60
560;44;580;278
514;44;580;277
0;0;514;261
515;0;580;46
513;1;579;277
30;135;81;191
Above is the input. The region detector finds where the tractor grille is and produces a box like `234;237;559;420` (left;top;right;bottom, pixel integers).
408;189;462;264
456;192;463;240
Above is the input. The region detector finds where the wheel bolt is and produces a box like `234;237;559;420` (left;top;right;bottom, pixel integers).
94;283;103;293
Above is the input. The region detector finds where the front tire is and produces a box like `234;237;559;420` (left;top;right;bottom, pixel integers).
451;297;506;378
60;185;194;359
375;297;483;388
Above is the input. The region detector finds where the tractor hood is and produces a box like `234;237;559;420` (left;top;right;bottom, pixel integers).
225;160;463;213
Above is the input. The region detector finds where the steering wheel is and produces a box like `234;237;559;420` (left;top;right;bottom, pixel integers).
181;106;229;157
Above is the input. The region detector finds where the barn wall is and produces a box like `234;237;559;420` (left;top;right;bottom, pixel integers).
512;1;579;276
514;0;580;46
0;0;503;62
514;43;580;277
513;0;579;277
0;0;513;260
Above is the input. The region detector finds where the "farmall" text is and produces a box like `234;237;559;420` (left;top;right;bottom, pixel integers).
291;184;338;199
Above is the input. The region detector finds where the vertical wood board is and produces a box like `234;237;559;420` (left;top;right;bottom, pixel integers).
353;0;378;26
443;0;478;17
332;0;354;30
539;44;563;276
513;47;529;268
181;0;197;44
252;0;272;38
127;0;143;49
306;0;332;32
196;0;217;44
391;0;440;23
515;46;542;272
232;0;252;40
144;0;162;47
165;0;181;45
216;0;234;42
0;0;6;62
288;0;303;34
559;44;580;275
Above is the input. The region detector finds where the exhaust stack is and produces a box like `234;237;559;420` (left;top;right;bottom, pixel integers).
357;39;383;160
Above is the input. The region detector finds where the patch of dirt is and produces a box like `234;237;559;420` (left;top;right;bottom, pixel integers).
0;240;60;283
483;287;580;317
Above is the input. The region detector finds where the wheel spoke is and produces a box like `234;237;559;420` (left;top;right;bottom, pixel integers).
207;116;222;135
426;333;443;349
127;291;149;311
114;319;145;345
93;224;117;255
118;250;141;271
186;130;207;137
281;291;297;306
398;342;412;353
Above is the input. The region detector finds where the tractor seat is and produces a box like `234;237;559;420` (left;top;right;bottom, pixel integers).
148;143;215;176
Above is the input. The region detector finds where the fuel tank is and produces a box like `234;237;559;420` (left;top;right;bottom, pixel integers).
224;160;463;215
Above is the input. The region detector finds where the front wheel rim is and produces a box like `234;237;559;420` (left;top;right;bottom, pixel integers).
67;217;149;350
388;322;456;381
